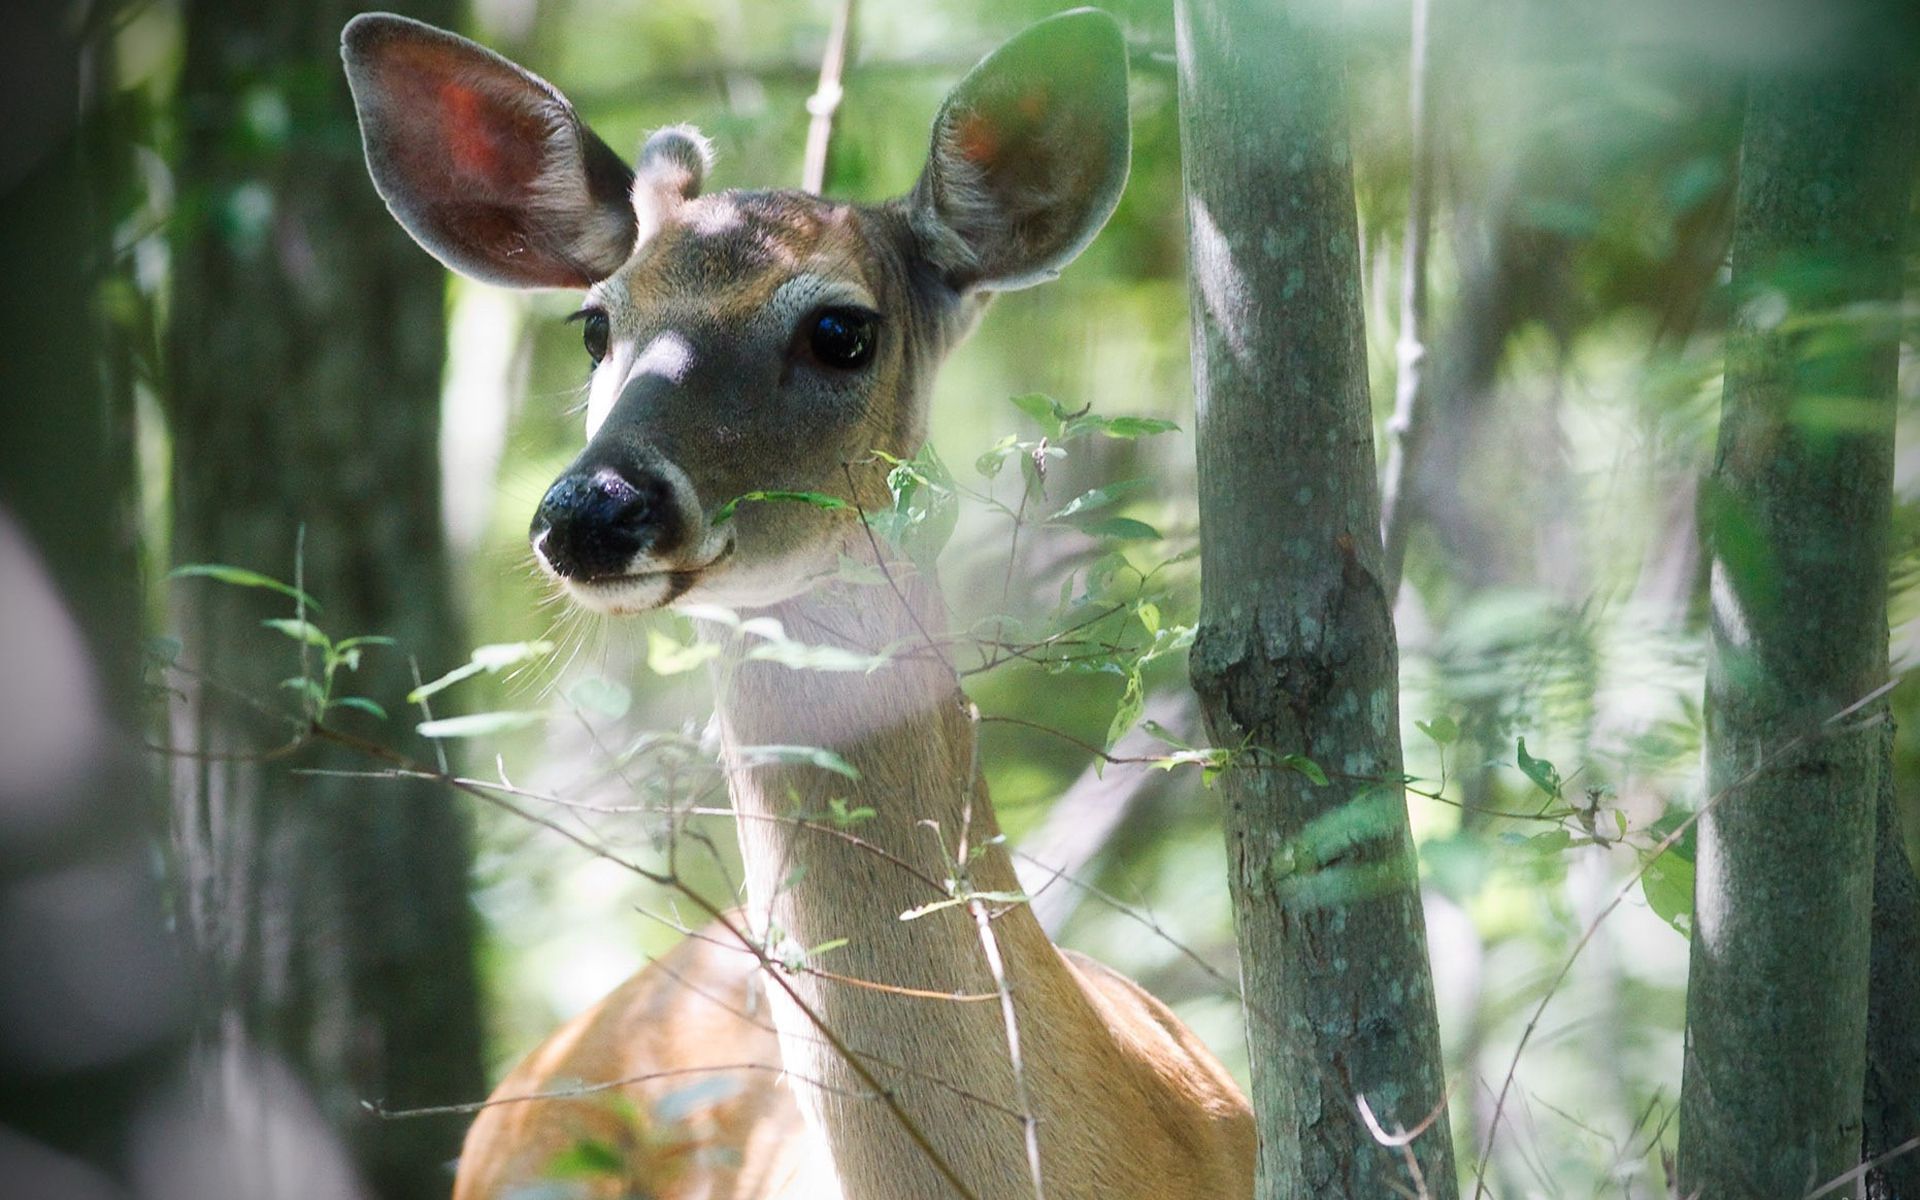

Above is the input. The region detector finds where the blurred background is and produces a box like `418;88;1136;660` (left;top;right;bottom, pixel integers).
1;0;1916;1197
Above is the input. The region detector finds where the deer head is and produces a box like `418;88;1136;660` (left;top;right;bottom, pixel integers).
343;9;1130;615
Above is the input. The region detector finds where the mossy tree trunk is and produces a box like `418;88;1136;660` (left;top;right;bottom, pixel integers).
166;0;486;1195
1677;5;1920;1195
1173;1;1458;1194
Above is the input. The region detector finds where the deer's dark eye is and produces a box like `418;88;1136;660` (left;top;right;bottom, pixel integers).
808;308;877;370
581;310;610;364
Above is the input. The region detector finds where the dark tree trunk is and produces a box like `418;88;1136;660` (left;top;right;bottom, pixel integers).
1173;2;1457;1194
0;0;189;1184
1677;5;1920;1195
1867;724;1920;1200
166;1;486;1196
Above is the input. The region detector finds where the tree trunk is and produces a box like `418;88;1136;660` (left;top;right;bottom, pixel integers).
1677;7;1920;1194
166;1;486;1196
1866;724;1920;1199
1173;2;1457;1194
0;0;189;1182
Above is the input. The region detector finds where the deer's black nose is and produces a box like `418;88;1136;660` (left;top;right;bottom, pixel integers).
532;467;665;580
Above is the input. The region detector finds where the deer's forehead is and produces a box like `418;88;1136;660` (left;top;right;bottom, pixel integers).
593;191;888;326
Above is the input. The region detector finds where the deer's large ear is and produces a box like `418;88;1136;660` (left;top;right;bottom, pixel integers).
910;8;1130;292
341;13;639;289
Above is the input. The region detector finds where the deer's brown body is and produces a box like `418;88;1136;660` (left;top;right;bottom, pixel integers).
344;10;1254;1198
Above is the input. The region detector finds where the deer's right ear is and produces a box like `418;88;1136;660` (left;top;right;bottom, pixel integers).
341;13;637;289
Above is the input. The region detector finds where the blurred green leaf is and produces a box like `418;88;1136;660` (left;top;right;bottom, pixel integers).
330;696;388;720
171;563;320;612
417;711;543;739
409;641;554;703
566;676;631;720
1081;517;1162;541
262;618;330;648
1010;392;1064;438
647;629;720;675
1416;715;1459;745
1050;478;1150;522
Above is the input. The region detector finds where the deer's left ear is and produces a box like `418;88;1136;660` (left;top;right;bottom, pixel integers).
910;8;1130;292
341;12;640;289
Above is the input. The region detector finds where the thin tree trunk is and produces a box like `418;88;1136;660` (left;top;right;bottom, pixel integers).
1677;6;1920;1193
1173;3;1457;1194
166;1;485;1195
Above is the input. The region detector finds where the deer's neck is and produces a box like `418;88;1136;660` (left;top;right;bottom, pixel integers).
702;559;1081;1199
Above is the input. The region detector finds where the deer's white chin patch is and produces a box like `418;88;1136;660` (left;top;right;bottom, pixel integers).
563;571;679;616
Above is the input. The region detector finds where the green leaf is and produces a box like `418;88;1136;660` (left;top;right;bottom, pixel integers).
975;435;1019;479
330;696;389;720
1080;517;1162;541
1098;416;1180;438
335;635;398;651
828;796;875;827
416;710;543;739
280;676;326;705
1516;737;1563;799
408;641;554;703
1135;601;1161;637
566;676;632;720
1106;669;1144;749
545;1138;627;1179
263;618;330;645
1281;753;1330;787
1141;720;1192;750
1049;478;1150;522
1642;853;1694;936
1416;715;1459;745
172;563;321;612
1528;829;1573;855
713;490;851;525
646;629;721;675
874;445;958;570
736;744;861;780
747;640;889;673
1009;392;1064;438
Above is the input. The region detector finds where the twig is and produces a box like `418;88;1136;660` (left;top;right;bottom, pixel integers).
1378;0;1438;596
363;1061;871;1119
1804;1129;1920;1198
801;0;857;194
972;896;1046;1200
1359;1089;1448;1200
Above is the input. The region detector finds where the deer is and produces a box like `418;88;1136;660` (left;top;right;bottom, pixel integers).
342;9;1255;1199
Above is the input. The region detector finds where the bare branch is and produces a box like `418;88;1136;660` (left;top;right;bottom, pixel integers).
1378;0;1438;596
801;0;858;194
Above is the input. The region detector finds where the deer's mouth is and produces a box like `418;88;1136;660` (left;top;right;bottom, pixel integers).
563;538;735;615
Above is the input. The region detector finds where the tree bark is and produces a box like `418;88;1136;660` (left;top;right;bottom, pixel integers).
1174;2;1457;1195
1677;7;1920;1194
166;1;486;1195
1867;723;1920;1199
